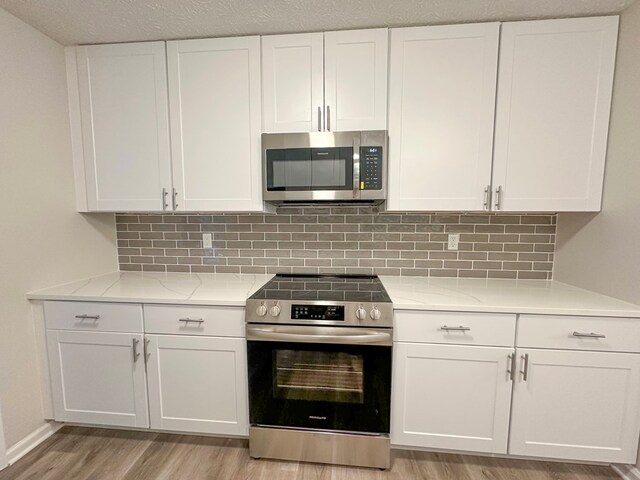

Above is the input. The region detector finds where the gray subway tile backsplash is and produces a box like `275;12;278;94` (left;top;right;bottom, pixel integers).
116;207;556;279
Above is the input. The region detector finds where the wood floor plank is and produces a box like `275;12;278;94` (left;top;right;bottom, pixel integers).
0;427;623;480
0;427;158;480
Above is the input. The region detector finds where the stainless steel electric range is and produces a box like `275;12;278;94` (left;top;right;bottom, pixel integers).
245;274;393;469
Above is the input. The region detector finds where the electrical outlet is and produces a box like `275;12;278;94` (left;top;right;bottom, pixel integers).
447;234;460;251
202;233;213;249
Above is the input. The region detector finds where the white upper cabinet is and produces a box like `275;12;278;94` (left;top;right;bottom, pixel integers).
492;16;619;212
324;29;389;131
262;29;389;133
261;33;324;133
73;42;172;211
167;37;264;211
387;23;500;211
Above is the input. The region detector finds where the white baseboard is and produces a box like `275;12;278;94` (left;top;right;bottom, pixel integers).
612;464;640;480
6;422;62;466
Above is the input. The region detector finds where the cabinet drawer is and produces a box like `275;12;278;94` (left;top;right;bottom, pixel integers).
394;311;516;347
143;305;245;337
517;315;640;353
44;301;143;333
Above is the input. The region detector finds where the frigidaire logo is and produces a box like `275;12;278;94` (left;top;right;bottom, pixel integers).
309;415;327;420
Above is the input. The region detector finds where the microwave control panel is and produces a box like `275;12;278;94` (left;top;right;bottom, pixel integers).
360;146;383;190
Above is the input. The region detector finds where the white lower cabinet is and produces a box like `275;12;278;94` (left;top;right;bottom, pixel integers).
392;343;513;454
509;348;640;463
47;330;149;428
45;302;248;438
145;334;248;436
44;301;640;465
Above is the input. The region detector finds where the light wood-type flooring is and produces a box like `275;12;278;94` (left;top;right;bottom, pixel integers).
0;426;620;480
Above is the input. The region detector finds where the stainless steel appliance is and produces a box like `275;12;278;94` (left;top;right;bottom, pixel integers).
245;274;393;469
262;131;387;205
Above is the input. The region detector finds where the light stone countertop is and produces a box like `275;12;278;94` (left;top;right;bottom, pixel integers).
379;276;640;318
27;272;274;307
27;272;640;318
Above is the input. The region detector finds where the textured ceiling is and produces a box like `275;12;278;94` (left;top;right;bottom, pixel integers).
0;0;637;46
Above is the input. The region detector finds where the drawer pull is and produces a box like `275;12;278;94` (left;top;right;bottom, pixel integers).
179;317;205;324
75;314;100;320
572;331;606;339
440;325;471;332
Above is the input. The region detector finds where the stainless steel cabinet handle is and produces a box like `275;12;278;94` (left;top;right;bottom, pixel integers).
440;325;471;332
75;314;100;320
144;338;150;361
172;188;178;210
317;106;322;131
162;188;169;210
483;185;491;210
326;105;331;131
572;331;606;339
520;353;529;381
132;338;140;362
178;317;205;324
507;353;516;381
495;186;503;210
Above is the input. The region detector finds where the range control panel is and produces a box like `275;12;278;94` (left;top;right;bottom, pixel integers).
292;305;345;321
360;146;383;190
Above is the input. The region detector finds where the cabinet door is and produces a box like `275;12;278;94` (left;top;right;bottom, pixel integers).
510;348;640;463
492;17;618;212
261;33;324;133
167;37;263;211
146;335;248;436
324;29;388;131
387;24;499;211
391;343;513;454
47;330;149;427
75;42;172;211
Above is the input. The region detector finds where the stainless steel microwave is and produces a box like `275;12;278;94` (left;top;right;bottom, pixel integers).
262;131;388;205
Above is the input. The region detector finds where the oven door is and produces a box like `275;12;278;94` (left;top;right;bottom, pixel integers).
247;325;391;434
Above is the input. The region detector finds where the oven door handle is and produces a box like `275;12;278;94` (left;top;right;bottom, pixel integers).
246;325;392;346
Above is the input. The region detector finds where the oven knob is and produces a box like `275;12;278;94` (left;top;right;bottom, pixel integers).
256;304;267;317
269;304;281;317
355;306;367;320
370;307;382;321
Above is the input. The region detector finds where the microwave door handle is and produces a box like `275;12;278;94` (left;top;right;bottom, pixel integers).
353;136;361;199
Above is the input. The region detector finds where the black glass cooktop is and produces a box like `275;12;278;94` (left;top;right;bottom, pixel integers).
250;274;392;303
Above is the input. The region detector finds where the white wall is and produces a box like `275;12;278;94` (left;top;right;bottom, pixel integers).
554;1;640;306
0;7;118;449
0;409;6;469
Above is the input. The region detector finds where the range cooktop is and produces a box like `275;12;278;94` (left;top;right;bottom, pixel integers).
246;274;393;327
249;274;392;303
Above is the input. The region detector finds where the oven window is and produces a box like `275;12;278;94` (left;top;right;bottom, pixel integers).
274;349;364;404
